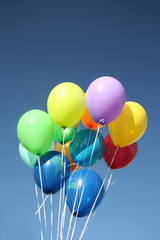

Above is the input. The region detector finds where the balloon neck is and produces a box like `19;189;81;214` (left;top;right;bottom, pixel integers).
99;119;104;125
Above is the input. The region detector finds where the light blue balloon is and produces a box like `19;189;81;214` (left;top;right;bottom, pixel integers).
69;129;105;167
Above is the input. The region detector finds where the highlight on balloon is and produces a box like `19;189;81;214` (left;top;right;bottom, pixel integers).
17;77;147;240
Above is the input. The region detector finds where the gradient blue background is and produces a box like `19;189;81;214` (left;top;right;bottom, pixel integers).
0;0;159;239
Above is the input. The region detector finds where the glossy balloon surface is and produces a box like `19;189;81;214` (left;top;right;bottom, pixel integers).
109;101;148;147
86;76;126;124
55;121;80;144
103;135;138;169
65;169;104;217
47;82;85;128
69;129;105;167
17;109;55;155
34;151;71;194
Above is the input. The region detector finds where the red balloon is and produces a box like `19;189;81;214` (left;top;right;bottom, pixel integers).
103;134;138;169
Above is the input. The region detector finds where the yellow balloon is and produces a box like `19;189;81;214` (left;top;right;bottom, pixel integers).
47;82;85;128
109;101;148;147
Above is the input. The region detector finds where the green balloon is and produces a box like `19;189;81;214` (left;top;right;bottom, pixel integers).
17;109;55;155
19;143;37;168
19;142;55;168
55;122;80;144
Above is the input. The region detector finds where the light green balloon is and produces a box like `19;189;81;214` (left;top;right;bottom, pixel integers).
17;109;55;155
19;142;55;168
19;143;37;168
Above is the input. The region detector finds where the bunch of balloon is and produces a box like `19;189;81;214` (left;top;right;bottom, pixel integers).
16;77;148;240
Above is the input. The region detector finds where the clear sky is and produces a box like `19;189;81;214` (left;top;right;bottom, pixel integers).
0;0;160;239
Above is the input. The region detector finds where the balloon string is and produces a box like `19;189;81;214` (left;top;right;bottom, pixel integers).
38;156;47;233
65;129;92;240
35;184;44;240
60;165;79;240
79;146;119;240
50;194;53;240
70;124;102;240
35;194;49;215
57;130;65;240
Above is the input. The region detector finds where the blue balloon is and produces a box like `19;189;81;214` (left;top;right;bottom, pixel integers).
65;169;104;217
34;151;71;194
69;129;105;167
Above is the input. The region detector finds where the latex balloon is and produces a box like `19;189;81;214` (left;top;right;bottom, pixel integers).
19;142;55;168
34;151;71;194
81;106;105;129
109;101;148;147
55;121;80;144
65;169;104;217
17;110;55;155
47;82;85;128
103;135;138;169
69;129;105;167
55;142;80;172
86;76;126;125
19;143;37;168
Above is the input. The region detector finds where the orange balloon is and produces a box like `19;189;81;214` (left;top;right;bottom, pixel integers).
81;106;105;129
55;142;80;172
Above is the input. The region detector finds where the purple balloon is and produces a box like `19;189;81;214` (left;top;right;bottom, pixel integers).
86;76;126;125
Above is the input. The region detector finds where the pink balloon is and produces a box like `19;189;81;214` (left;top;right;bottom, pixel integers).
86;76;126;125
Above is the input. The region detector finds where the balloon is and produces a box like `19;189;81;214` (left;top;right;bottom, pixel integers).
17;110;55;155
65;169;104;217
55;142;80;172
69;129;105;167
47;82;85;128
34;151;71;194
19;143;37;168
103;135;138;169
55;121;80;145
81;106;105;129
109;101;148;147
19;142;55;168
86;76;126;125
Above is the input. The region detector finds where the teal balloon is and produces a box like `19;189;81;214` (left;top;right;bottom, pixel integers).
19;143;37;168
17;109;55;155
19;142;55;168
55;122;80;144
69;129;105;167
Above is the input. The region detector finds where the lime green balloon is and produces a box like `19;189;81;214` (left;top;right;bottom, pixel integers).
17;110;55;155
55;122;80;145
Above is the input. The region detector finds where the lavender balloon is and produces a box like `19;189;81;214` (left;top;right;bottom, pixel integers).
86;76;126;125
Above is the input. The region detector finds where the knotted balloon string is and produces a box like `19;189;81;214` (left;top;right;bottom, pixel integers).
60;165;79;240
70;121;103;240
65;129;92;240
35;184;44;240
50;194;53;240
79;146;119;240
37;156;48;234
57;130;65;240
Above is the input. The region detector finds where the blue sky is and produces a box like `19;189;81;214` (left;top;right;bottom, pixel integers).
0;0;160;239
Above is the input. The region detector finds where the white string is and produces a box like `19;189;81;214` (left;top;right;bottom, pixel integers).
79;146;119;240
37;156;47;233
35;184;44;240
35;194;49;215
50;194;53;240
60;165;79;240
56;131;65;240
65;129;92;240
70;123;102;240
